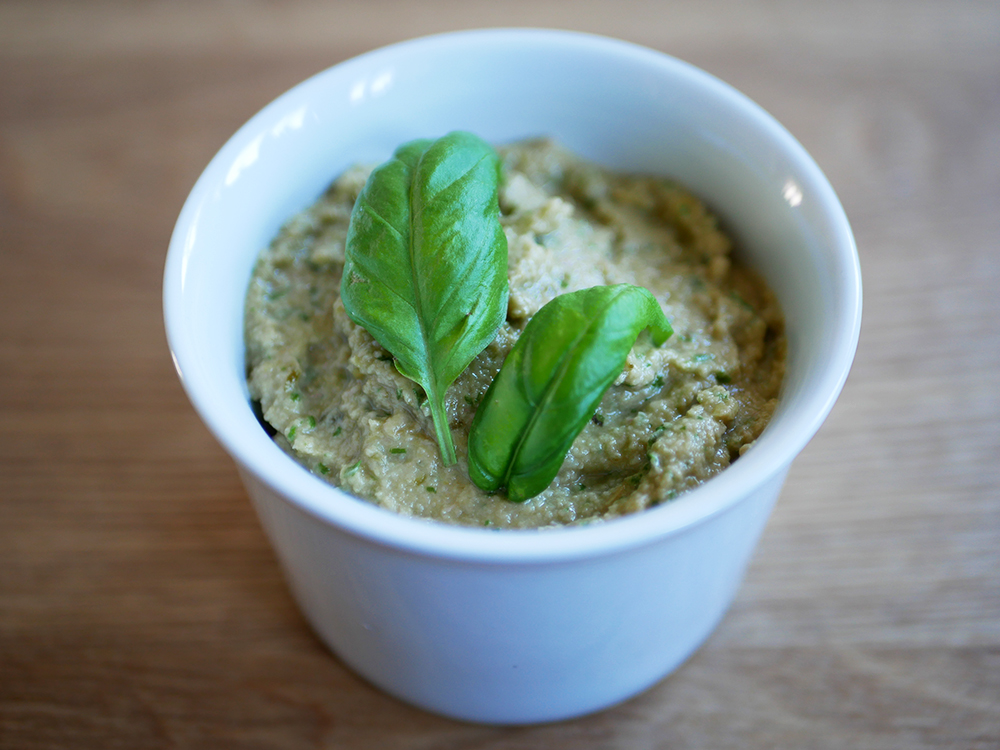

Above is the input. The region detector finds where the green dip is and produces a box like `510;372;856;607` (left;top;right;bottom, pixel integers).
244;139;785;528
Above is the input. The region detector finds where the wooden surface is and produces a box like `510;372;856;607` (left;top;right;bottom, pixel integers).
2;1;998;747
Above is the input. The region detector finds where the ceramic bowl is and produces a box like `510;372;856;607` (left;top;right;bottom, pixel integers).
164;29;861;724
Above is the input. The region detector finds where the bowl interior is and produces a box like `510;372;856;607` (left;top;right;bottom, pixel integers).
164;29;860;560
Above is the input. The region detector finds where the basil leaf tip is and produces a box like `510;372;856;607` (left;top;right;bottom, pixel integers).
341;131;508;466
467;284;672;502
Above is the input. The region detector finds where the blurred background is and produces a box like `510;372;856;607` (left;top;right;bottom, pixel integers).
1;1;998;748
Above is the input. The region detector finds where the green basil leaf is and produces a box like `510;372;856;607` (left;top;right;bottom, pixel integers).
468;284;672;502
341;132;508;465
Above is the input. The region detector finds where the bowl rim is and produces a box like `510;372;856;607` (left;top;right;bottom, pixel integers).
164;28;862;565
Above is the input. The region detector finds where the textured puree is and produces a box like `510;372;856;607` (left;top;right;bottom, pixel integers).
244;139;785;528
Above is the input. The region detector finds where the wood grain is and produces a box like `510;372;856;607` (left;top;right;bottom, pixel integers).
1;1;998;747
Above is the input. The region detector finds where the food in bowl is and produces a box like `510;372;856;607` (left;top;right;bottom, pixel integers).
244;136;786;528
167;28;861;724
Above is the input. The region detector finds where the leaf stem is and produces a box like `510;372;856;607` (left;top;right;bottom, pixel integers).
429;398;457;465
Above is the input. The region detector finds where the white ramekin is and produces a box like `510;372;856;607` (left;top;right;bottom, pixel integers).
164;29;861;724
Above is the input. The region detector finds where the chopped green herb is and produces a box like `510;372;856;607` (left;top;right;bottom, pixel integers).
318;463;330;475
396;388;403;401
425;486;436;493
652;375;664;388
332;426;342;437
344;461;362;477
289;392;301;401
714;371;732;384
648;424;667;446
306;415;316;429
286;426;296;440
729;290;755;311
390;448;407;454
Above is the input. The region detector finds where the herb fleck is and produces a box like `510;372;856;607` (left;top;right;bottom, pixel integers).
729;290;755;311
648;424;667;446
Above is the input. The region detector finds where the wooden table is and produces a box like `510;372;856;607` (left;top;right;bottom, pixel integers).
2;1;998;747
